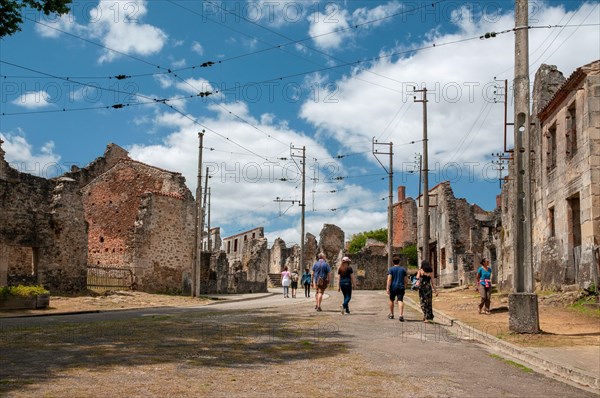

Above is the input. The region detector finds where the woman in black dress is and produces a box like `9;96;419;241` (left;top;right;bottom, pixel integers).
417;260;438;322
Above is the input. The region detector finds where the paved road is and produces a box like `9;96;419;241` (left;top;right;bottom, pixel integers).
1;290;596;397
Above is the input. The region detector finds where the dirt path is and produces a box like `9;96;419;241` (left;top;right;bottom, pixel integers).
417;287;600;347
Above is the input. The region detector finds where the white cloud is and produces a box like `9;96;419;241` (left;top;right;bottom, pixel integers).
11;91;54;109
126;100;388;242
175;78;214;95
35;0;167;63
172;58;187;68
307;1;402;50
191;41;204;55
307;5;352;50
0;132;62;177
301;2;600;178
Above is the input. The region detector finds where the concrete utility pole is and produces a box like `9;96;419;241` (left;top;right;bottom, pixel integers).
202;167;209;249
372;138;394;268
207;187;211;252
290;144;306;271
414;87;430;265
192;131;204;297
509;0;540;333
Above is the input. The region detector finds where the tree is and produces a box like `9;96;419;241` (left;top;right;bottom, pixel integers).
0;0;72;38
400;244;418;268
347;228;388;254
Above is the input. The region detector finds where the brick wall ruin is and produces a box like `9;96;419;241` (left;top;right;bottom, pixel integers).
80;148;196;294
392;186;418;248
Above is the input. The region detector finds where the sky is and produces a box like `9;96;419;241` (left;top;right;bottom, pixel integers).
0;0;599;247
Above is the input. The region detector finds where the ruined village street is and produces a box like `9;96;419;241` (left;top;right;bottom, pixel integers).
0;290;595;398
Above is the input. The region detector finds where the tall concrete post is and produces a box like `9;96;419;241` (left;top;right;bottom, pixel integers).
414;88;430;265
509;0;540;333
300;146;306;273
388;142;394;269
192;131;204;297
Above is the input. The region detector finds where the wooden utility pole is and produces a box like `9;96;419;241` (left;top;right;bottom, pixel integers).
509;0;540;333
372;138;394;268
414;87;430;265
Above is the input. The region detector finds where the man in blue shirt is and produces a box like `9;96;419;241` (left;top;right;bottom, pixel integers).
386;256;409;322
311;253;331;312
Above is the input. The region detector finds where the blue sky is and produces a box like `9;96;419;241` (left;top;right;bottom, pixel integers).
1;0;599;246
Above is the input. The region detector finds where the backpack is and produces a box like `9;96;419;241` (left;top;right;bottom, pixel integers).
292;273;299;283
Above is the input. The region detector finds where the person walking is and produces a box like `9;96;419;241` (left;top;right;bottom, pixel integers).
301;268;312;297
386;256;409;322
281;266;291;298
477;258;493;315
290;269;299;298
312;253;331;312
338;256;356;314
417;260;437;322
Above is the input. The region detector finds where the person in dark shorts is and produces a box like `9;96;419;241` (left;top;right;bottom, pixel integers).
290;269;299;298
312;253;331;312
386;256;409;322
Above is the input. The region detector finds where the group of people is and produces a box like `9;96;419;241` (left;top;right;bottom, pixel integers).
281;253;493;320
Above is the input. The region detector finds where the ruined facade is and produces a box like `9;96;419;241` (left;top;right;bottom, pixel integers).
392;186;418;248
202;227;221;252
501;61;600;291
79;145;196;294
222;227;264;264
0;139;88;292
417;182;499;286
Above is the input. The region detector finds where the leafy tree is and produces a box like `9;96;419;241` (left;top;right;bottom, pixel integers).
400;244;418;267
347;228;388;254
0;0;72;38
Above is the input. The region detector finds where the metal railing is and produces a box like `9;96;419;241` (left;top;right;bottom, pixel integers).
87;265;135;291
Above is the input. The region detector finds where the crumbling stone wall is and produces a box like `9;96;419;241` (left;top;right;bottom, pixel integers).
0;140;87;292
392;186;417;248
131;192;195;294
418;182;497;287
348;250;393;290
239;237;268;293
269;237;290;273
81;147;195;294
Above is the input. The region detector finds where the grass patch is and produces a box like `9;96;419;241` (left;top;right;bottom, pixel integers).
489;354;533;373
569;296;600;318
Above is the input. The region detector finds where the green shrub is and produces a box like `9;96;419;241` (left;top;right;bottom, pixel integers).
348;228;388;253
0;285;49;299
400;244;418;267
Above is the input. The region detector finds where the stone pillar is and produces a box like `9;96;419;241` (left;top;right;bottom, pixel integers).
509;293;540;333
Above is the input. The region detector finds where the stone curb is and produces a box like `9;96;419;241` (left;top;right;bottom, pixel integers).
0;292;279;319
404;296;600;393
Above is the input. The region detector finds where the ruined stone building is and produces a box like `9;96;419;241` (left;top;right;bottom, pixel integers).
0;139;88;292
80;145;196;294
200;227;268;294
417;182;499;287
222;227;264;264
501;60;600;290
202;227;222;252
392;186;418;249
1;141;198;294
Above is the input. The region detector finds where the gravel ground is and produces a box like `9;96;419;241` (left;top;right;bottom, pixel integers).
1;290;596;398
